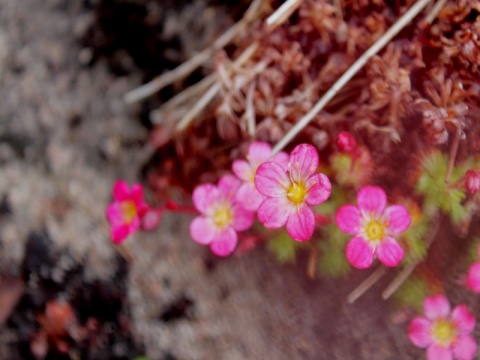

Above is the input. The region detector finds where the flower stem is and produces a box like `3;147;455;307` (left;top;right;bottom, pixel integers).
347;266;387;304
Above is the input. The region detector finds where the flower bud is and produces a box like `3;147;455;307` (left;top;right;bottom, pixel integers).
336;131;357;154
465;170;480;195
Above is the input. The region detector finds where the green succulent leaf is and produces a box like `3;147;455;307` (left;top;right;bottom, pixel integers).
267;229;304;263
393;275;429;312
318;224;350;277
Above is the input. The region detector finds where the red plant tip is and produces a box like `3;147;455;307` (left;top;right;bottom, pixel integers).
139;207;162;231
336;131;357;154
465;170;480;196
165;200;180;210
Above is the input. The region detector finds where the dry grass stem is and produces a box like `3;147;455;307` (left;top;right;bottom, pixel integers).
175;43;258;132
445;129;461;184
123;0;264;104
347;266;387;304
245;81;256;137
266;0;304;30
381;215;440;300
425;0;447;24
271;0;433;155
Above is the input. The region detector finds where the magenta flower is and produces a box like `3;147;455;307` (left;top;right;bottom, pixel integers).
254;144;331;241
335;186;411;269
190;175;254;256
467;259;480;293
106;181;148;244
408;294;477;360
232;141;288;212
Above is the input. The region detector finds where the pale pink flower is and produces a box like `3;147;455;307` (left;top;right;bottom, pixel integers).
190;175;254;256
106;181;148;244
408;294;477;360
254;144;331;241
335;186;411;269
232;141;288;212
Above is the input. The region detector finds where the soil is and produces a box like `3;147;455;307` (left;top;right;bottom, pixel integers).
0;1;478;360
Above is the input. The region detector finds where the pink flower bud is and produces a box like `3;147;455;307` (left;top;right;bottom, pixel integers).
140;208;162;231
336;131;357;154
465;170;480;195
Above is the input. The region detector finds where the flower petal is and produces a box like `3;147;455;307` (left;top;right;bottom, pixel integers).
236;183;264;212
192;184;220;214
190;216;215;245
289;144;319;182
232;159;252;182
248;141;272;166
452;335;477;360
255;161;290;197
424;294;451;320
385;205;411;234
426;344;453;360
345;236;374;269
408;317;433;348
113;181;131;201
335;205;362;235
357;186;387;216
232;204;254;231
218;175;241;201
466;261;480;293
286;205;315;241
273;151;289;170
257;197;292;229
111;224;131;244
452;305;476;335
106;203;124;226
130;184;144;204
305;173;331;205
376;236;404;267
210;228;237;257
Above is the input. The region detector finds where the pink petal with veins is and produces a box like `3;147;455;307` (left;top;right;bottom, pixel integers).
357;186;387;216
286;205;315;241
345;236;374;269
289;144;319;182
335;205;362;235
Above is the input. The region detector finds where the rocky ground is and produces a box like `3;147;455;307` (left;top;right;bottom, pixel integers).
0;1;476;359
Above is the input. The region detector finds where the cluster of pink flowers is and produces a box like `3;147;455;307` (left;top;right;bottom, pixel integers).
409;295;477;360
189;142;332;255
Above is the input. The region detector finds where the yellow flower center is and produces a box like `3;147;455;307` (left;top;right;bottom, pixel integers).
432;319;457;347
120;201;137;224
287;183;307;205
365;220;386;242
213;207;232;229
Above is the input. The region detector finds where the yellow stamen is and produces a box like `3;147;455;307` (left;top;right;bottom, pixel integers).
287;183;307;205
432;319;457;347
365;220;385;242
213;207;232;229
120;201;137;224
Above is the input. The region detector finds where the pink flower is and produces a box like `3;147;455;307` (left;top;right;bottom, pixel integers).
467;251;480;293
408;294;477;360
232;141;288;212
335;186;411;269
254;144;331;241
190;175;254;256
106;181;148;244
